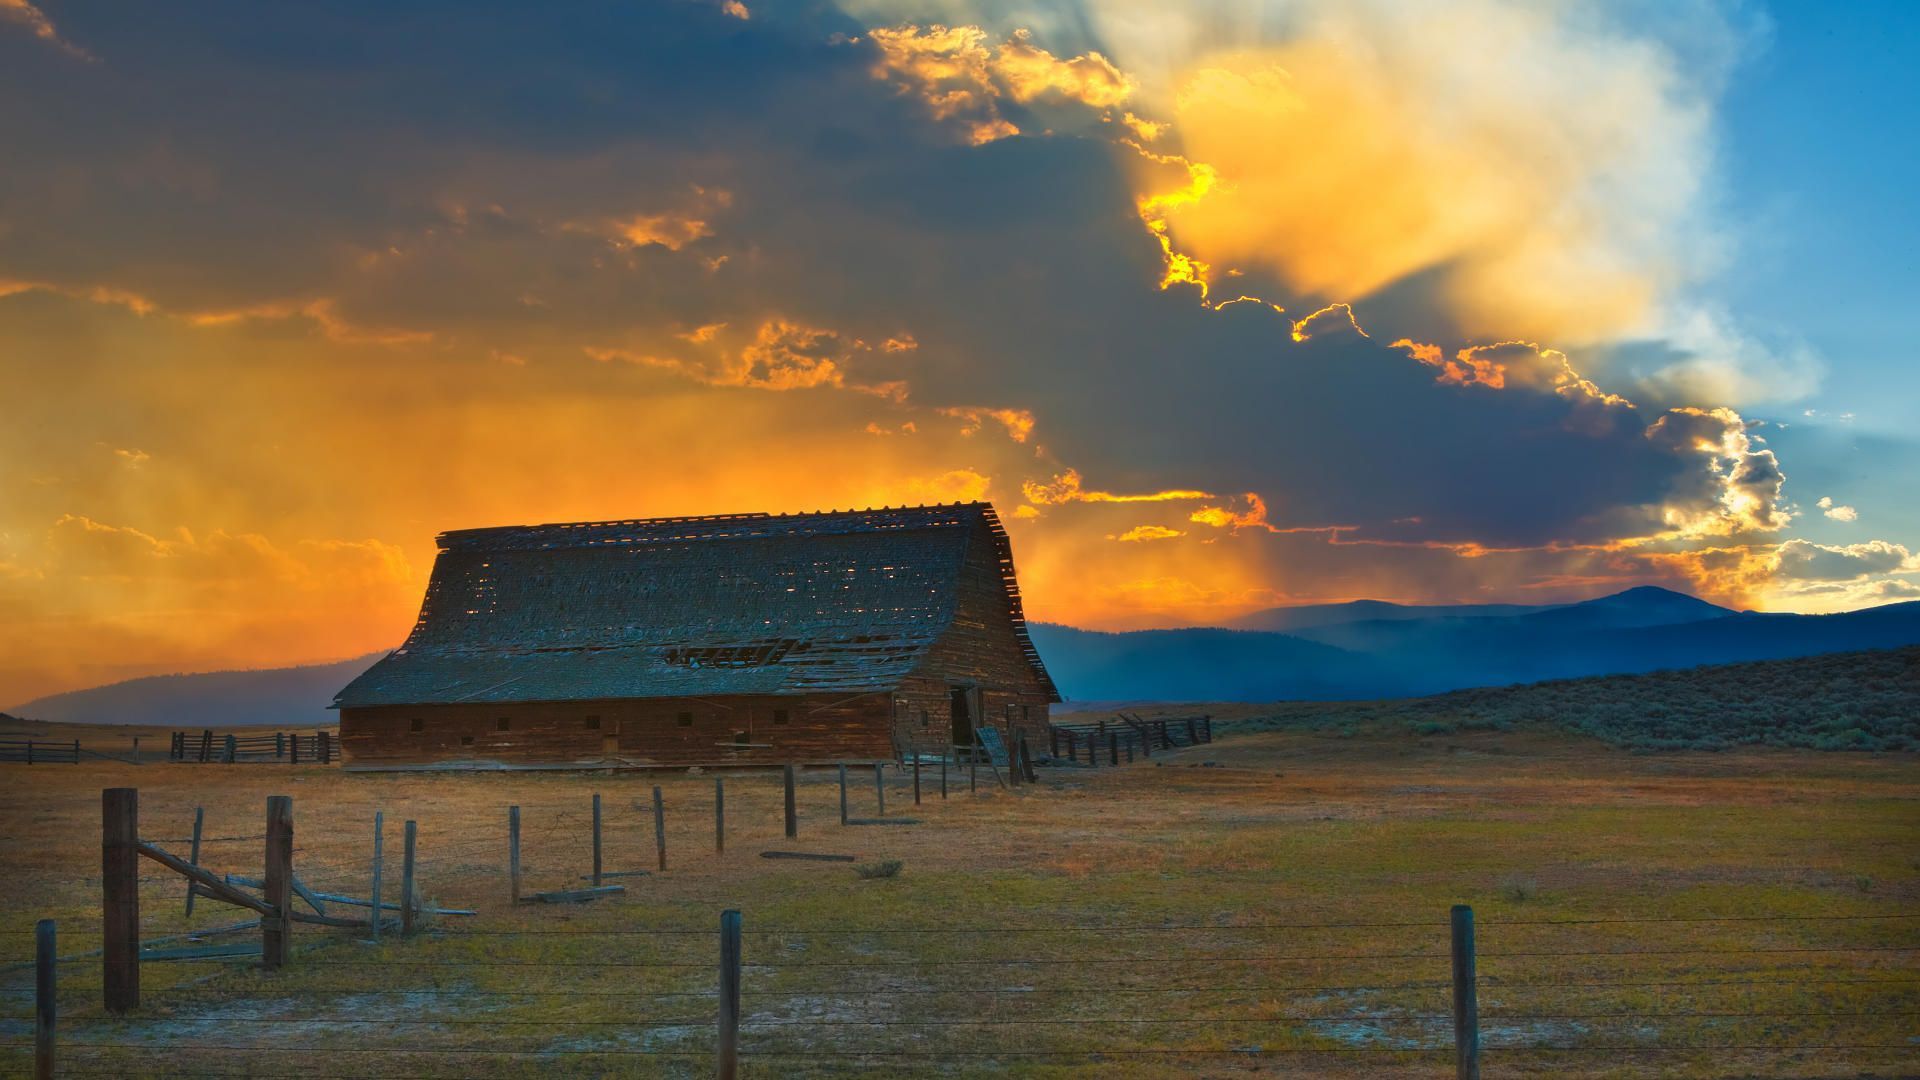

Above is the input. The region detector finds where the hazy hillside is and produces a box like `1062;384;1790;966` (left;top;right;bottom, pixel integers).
1228;598;1549;632
1209;645;1920;751
1045;590;1920;701
9;653;385;728
1027;625;1403;703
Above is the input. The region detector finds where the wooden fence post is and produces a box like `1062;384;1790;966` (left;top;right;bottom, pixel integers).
184;806;204;917
199;729;211;762
290;734;299;766
653;786;667;872
276;732;285;759
1186;718;1199;747
873;763;885;817
319;730;332;764
838;763;849;825
715;777;726;854
718;908;742;1080
1019;733;1037;783
224;734;237;764
1451;905;1480;1080
263;795;292;970
35;919;54;1080
940;754;948;799
101;787;139;1013
131;735;141;765
783;765;798;839
970;748;977;793
508;806;521;904
370;811;384;940
401;820;417;935
1108;731;1119;766
912;756;921;805
591;793;604;887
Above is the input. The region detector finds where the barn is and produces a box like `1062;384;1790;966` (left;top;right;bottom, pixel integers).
330;503;1060;770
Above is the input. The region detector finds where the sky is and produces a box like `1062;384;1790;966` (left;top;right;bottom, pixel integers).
2;0;1917;704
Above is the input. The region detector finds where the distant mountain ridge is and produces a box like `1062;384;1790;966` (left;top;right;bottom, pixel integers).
1035;588;1920;703
9;653;386;728
12;589;1920;723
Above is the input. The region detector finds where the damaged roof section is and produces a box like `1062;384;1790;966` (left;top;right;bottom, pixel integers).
333;502;1056;707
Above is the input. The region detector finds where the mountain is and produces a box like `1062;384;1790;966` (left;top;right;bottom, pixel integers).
1026;625;1402;704
13;590;1920;722
1228;598;1548;633
1039;591;1920;702
8;653;386;728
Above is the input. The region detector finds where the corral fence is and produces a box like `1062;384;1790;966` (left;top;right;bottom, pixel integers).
0;739;80;766
168;728;337;765
3;777;1913;1077
1049;712;1213;766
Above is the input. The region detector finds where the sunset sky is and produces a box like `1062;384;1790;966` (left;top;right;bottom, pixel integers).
3;0;1917;704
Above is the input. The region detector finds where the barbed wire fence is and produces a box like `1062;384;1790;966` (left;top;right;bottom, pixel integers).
0;776;1915;1077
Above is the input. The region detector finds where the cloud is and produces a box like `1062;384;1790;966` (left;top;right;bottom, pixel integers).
0;0;92;60
1111;524;1183;542
1190;493;1278;533
939;405;1035;442
864;22;1135;145
1817;496;1858;522
1772;539;1916;582
1022;469;1211;507
992;29;1132;107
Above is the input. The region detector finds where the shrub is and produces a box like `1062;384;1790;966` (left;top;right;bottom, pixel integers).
855;860;903;880
1498;875;1540;903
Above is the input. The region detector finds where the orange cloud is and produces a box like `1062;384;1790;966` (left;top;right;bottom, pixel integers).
865;24;1138;146
0;0;92;60
939;405;1035;443
1112;525;1183;543
1189;493;1279;533
991;29;1133;108
1021;468;1211;506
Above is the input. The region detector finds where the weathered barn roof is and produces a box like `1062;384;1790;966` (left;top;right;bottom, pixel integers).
333;502;1058;708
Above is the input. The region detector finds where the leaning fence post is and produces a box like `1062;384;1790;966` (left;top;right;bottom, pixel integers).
401;820;418;935
715;777;726;854
873;762;885;817
35;918;54;1080
101;787;139;1013
838;763;849;825
783;765;798;838
184;806;204;917
263;795;293;970
370;811;384;940
653;786;667;872
912;756;922;805
1451;904;1480;1080
718;908;742;1080
508;806;521;904
592;793;604;887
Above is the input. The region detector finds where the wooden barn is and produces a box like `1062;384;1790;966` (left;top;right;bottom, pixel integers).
331;503;1060;770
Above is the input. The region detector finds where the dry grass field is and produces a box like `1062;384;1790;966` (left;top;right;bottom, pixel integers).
1;726;1915;1077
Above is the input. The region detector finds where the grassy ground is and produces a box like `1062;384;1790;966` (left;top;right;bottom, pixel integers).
0;728;1914;1077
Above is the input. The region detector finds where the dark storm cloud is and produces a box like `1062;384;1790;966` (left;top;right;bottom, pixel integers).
0;1;1785;551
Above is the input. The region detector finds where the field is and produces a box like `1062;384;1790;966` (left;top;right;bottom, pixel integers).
1;727;1915;1077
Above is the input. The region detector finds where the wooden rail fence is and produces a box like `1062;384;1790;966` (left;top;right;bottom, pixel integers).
1048;713;1212;765
168;729;336;764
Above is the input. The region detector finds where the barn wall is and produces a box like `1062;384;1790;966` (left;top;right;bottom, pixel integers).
891;518;1053;758
339;692;894;769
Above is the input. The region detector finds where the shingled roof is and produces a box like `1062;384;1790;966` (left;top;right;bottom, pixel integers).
332;502;1058;708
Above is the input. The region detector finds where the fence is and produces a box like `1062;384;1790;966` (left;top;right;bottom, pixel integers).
168;729;336;764
2;775;1914;1077
6;904;1914;1076
0;739;80;765
1049;712;1213;765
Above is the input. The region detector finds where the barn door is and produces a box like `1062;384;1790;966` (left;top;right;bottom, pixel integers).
603;718;621;758
949;686;974;753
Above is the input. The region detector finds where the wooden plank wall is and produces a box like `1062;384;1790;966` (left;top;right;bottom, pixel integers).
340;692;895;769
891;517;1053;757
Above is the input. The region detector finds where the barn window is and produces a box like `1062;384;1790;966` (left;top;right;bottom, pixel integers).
496;717;511;732
772;708;790;725
409;718;424;733
677;711;694;727
460;735;474;746
585;715;601;730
